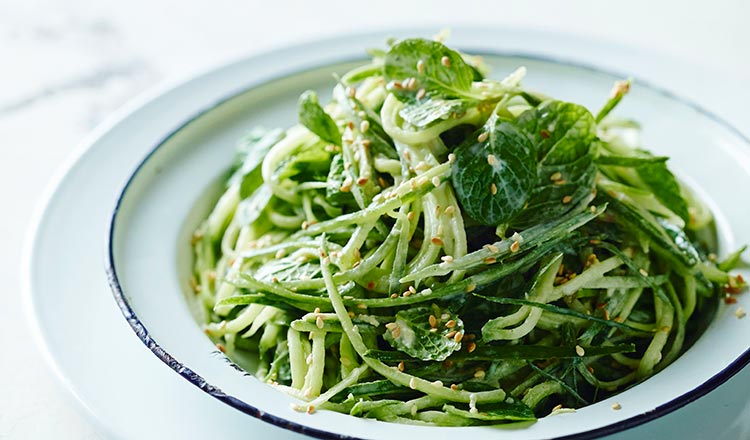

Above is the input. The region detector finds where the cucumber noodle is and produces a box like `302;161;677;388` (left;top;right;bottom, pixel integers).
189;37;744;426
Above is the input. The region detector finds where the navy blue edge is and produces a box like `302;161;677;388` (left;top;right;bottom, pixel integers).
104;44;750;440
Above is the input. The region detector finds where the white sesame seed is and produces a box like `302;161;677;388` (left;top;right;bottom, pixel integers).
736;307;746;319
550;172;562;181
639;268;649;277
432;176;441;187
359;120;370;133
441;56;451;67
477;131;489;143
575;345;585;356
448;153;456;163
474;369;485;379
490;183;497;195
417;59;425;73
611;402;622;410
487;154;498;166
416;88;426;100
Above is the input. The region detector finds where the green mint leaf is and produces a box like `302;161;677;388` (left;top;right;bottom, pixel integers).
398;96;471;128
298;90;341;145
384;38;475;99
383;305;463;361
636;159;690;224
451;115;536;226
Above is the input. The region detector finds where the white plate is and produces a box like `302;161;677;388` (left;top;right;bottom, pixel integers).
24;28;750;439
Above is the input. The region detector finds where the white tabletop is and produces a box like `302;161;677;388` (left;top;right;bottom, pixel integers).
2;1;749;438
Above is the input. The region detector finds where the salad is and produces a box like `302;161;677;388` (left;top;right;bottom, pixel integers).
190;36;745;425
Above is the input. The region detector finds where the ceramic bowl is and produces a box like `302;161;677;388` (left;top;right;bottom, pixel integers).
106;32;750;440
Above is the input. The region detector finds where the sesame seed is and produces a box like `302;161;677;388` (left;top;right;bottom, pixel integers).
385;322;398;330
416;88;426;99
454;332;463;343
432;176;441;187
396;361;405;372
550;172;562;181
347;86;357;98
356;176;369;186
444;205;455;216
474;369;485;379
487;154;498;165
562;195;573;204
359;120;370;133
429;315;437;328
551;404;563;412
301;221;309;230
467;342;477;353
450;384;459;390
441;313;450;320
408;285;417;294
403;290;413;297
575;345;585;356
639;268;649;277
445;319;456;328
390;293;398;298
357;303;367;309
392;326;401;338
477;131;489;143
431;237;444;246
448;153;456;163
445;330;457;339
483;257;497;264
441;56;451;67
216;343;226;353
590;205;597;214
417;59;425;73
510;241;520;253
316;316;324;329
441;255;454;263
465;283;476;293
409;378;417;389
661;325;671;333
611;402;622;411
487;244;499;253
490;183;498;195
736;307;746;319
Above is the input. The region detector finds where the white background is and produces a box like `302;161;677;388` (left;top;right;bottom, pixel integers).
1;0;748;438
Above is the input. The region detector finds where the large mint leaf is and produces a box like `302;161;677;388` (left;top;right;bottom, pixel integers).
384;38;475;100
383;306;463;361
451;115;536;226
298;90;341;145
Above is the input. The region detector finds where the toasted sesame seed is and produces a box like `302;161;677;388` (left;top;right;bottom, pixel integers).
477;131;489;142
562;195;573;204
510;241;520;253
390;293;398;298
552;404;563;412
736;307;746;318
432;176;442;187
408;285;417;294
450;383;459;390
611;402;622;410
590;205;597;214
487;244;499;253
575;345;585;356
301;221;309;230
639;268;649;277
465;283;476;293
448;153;456;163
409;377;417;389
429;315;437;328
444;320;456;329
483;257;497;264
417;59;425;73
467;342;477;353
454;332;464;343
490;183;498;195
487;154;498;166
431;237;444;246
216;343;226;353
403;290;412;297
445;330;457;339
550;172;562;181
357;303;367;310
307;405;316;414
474;369;485;379
416;88;426;99
356;176;369;186
441;56;451;67
392;326;402;338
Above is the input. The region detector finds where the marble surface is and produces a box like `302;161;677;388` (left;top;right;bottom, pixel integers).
2;1;748;439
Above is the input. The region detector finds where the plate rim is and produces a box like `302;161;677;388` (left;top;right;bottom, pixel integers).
104;38;750;439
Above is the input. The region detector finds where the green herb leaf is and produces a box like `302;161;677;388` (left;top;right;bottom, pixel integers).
383;305;464;361
235;184;272;227
636;159;690;224
228;128;284;198
298;90;341;145
451;115;536;225
398;96;470;128
384;38;476;100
